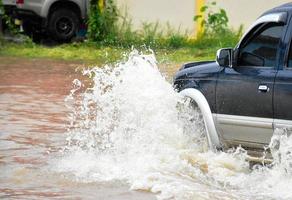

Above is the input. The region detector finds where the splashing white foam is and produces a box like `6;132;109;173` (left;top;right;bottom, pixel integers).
51;50;292;200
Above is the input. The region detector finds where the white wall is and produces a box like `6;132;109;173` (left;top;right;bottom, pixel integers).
116;0;195;34
116;0;292;35
208;0;292;31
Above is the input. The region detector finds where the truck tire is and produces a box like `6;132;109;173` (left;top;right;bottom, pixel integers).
178;96;209;152
48;8;79;42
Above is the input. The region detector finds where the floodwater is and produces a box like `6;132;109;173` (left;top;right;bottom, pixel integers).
0;57;155;199
1;52;292;200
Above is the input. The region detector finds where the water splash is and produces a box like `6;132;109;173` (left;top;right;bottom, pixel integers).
51;50;292;200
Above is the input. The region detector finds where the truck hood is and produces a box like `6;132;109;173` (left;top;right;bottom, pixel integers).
174;61;221;80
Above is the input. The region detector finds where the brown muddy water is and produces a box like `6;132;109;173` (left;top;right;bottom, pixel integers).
0;57;155;200
1;54;292;200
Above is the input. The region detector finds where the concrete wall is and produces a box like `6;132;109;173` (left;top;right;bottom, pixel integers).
116;0;196;34
116;0;292;35
212;0;292;31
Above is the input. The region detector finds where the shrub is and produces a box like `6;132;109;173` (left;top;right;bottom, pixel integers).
87;0;118;43
0;0;4;37
114;13;138;46
193;1;243;49
0;0;19;35
165;24;188;48
194;1;229;35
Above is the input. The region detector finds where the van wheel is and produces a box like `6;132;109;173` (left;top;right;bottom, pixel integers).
48;8;79;42
177;97;209;152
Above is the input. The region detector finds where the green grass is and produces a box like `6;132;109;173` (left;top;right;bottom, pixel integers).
0;41;226;65
0;28;241;65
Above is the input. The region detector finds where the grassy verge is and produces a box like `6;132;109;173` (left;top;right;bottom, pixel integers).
0;41;227;65
0;25;241;65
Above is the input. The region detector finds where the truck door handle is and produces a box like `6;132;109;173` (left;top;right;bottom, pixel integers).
258;85;269;92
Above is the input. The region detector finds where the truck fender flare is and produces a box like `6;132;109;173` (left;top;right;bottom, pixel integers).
180;88;221;151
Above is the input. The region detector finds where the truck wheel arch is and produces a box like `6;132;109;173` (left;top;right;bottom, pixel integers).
179;88;222;151
41;0;82;21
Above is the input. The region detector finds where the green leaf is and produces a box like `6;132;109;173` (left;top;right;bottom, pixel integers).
194;15;202;21
200;5;208;12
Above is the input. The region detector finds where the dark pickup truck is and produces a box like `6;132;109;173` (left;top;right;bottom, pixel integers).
174;3;292;153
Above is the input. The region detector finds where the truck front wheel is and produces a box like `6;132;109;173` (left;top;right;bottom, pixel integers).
48;8;79;42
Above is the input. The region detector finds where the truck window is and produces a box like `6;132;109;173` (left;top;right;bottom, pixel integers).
239;23;284;67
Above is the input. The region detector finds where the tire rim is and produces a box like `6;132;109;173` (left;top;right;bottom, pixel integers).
56;17;74;37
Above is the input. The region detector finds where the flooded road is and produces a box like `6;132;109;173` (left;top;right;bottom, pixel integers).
0;57;155;199
1;53;292;200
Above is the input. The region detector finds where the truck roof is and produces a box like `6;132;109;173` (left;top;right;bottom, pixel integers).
277;3;292;9
263;3;292;16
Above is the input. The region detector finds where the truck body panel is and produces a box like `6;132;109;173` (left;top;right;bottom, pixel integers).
174;3;292;151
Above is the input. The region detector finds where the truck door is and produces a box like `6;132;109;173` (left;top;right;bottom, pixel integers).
216;22;286;149
274;21;292;128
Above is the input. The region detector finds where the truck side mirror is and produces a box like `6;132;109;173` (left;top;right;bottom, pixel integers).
216;48;233;67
